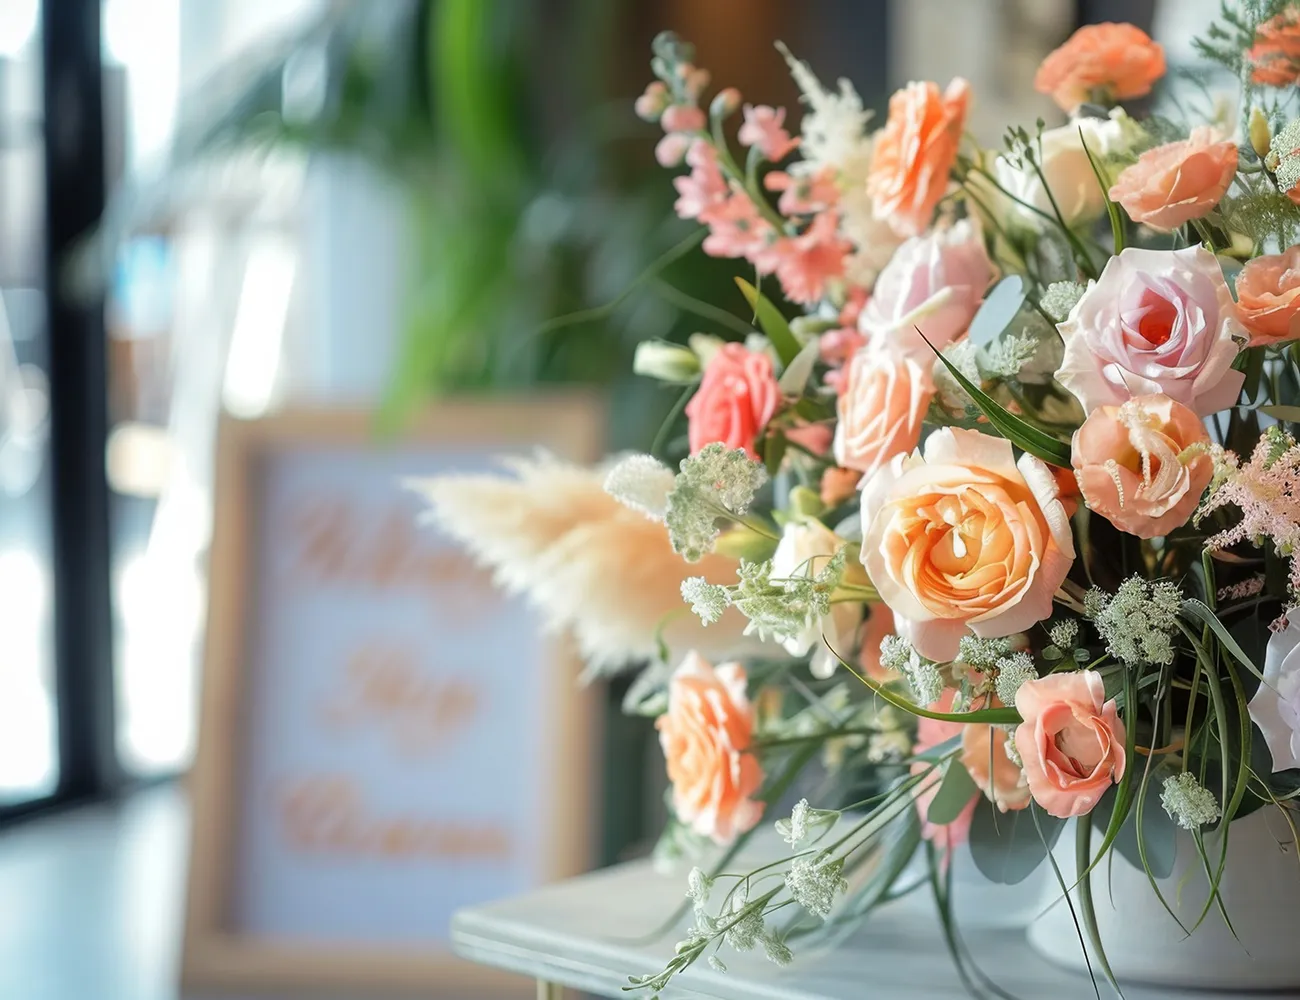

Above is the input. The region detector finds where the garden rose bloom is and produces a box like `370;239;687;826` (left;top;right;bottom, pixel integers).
962;720;1031;813
657;652;764;845
912;691;977;852
1072;394;1213;539
833;350;934;482
1056;246;1245;416
770;519;860;678
858;219;995;360
1034;22;1166;112
994;113;1133;227
1108;127;1238;232
685;343;780;458
1236;246;1300;346
1014;671;1126;819
1249;612;1300;772
859;428;1075;662
1248;9;1300;87
867;78;970;238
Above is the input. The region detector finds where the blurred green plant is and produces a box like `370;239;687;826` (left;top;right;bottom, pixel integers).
165;0;742;440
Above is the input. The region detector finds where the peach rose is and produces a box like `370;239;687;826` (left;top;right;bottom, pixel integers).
1014;671;1126;819
1072;394;1213;539
912;691;977;851
1034;22;1166;112
685;343;780;459
833;350;934;483
867;78;970;238
859;428;1075;662
1108;127;1238;232
656;651;764;845
1248;9;1300;87
1236;246;1300;346
962;719;1031;813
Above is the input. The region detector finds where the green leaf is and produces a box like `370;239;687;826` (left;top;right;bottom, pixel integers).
927;760;980;825
1079;128;1125;257
735;277;802;366
968;800;1063;884
1075;818;1123;996
926;329;1074;468
1262;404;1300;422
777;337;820;394
762;432;788;478
966;275;1026;346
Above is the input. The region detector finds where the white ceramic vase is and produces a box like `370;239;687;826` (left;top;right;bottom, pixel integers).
1026;810;1300;990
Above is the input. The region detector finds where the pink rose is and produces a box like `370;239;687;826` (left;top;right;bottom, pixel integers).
685;343;780;458
656;652;764;845
858;219;995;360
1236;246;1300;346
1056;246;1245;416
1014;671;1126;819
1108;127;1238;232
1072;393;1213;539
859;428;1075;661
833;350;935;483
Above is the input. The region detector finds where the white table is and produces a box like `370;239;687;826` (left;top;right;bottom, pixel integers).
450;857;1266;1000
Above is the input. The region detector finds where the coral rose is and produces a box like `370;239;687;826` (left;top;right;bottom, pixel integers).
1014;671;1126;819
858;219;995;360
1072;394;1213;539
859;428;1075;662
867;78;970;238
1248;8;1300;87
1108;127;1238;232
1055;246;1245;416
656;651;764;845
685;343;780;459
1236;246;1300;346
962;718;1031;813
833;350;934;483
1034;22;1166;112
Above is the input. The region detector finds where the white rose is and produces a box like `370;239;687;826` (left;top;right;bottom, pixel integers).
994;111;1133;227
1249;611;1300;772
770;519;861;678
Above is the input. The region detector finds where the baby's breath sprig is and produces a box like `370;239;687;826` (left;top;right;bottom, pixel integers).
1088;577;1183;667
665;444;771;561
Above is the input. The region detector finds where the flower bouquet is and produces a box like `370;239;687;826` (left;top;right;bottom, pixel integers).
422;3;1300;996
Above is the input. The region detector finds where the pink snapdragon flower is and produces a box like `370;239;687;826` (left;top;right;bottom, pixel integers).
700;190;775;260
764;167;839;216
762;210;852;305
738;104;799;161
673;140;728;220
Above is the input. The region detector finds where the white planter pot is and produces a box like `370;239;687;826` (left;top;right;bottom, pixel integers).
1026;810;1300;990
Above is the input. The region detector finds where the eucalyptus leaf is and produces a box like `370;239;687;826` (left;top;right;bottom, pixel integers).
1092;778;1178;880
969;799;1063;884
1261;405;1300;423
928;761;980;825
778;338;820;394
967;275;1026;346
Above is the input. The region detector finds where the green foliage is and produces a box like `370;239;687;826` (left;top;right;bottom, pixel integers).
1218;189;1300;251
1192;0;1294;74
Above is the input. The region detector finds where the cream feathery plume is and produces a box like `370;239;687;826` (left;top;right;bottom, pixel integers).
409;453;758;673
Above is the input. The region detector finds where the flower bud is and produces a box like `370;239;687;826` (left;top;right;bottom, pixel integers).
635;81;669;122
632;340;700;382
1250;107;1272;159
710;87;742;119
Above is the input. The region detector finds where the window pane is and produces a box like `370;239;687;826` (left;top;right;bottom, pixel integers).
0;2;58;803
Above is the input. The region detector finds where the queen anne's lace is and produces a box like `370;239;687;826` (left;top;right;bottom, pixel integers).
1090;577;1183;666
665;444;769;561
1160;771;1222;830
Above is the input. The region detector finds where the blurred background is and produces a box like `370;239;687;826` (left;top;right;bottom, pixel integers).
0;0;1224;997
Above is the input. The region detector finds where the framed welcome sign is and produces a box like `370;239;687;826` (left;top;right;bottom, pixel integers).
181;398;602;994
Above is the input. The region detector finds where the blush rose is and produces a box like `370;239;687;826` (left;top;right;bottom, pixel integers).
685;343;780;459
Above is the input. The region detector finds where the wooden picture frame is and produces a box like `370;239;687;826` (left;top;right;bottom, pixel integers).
181;397;603;995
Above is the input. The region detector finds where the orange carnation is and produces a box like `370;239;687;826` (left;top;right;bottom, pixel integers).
1034;22;1166;112
1249;8;1300;87
866;78;970;238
